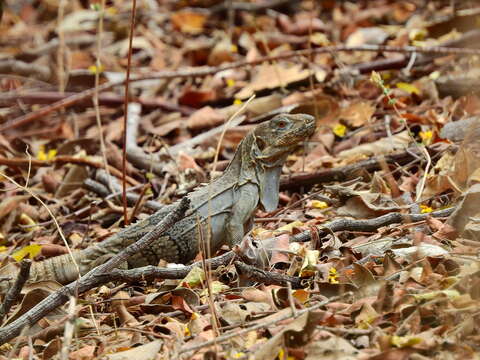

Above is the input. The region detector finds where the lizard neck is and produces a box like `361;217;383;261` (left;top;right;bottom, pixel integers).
223;133;282;212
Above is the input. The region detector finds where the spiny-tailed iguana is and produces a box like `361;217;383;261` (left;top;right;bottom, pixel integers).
1;114;315;289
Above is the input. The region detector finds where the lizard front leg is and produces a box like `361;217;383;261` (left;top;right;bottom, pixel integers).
225;183;260;247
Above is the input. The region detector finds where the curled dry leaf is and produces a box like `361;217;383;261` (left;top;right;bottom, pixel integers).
220;301;271;326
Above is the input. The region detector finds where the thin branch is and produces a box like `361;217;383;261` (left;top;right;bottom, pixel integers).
122;0;138;226
279;144;449;190
0;156;140;186
0;91;193;114
291;207;456;243
0;60;50;81
0;260;32;324
234;261;304;288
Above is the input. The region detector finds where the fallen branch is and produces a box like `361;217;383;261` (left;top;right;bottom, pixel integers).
0;197;190;345
0;260;31;324
84;175;162;212
291;207;455;243
100;251;236;283
0;91;194;115
351;29;480;74
0;60;50;81
0;156;139;186
280;143;449;190
210;0;290;12
234;261;304;289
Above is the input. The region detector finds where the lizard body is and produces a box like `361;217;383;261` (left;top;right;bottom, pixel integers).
1;114;315;288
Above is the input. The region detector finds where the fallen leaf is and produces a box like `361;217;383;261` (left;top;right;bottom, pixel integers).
171;11;207;34
106;340;163;360
339;101;375;127
69;345;96;360
235;63;310;99
12;244;42;261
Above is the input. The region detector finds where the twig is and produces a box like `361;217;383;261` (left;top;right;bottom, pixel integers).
291;207;456;243
0;92;193;114
93;0;113;200
60;296;76;360
279;144;448;190
234;261;304;289
211;0;290;12
100;251;236;283
317;325;373;335
169;114;247;156
179;293;349;355
352;29;480;74
122;0;138;226
93;170;163;211
2;31;479;133
0;197;190;345
0;260;32;324
415;146;432;202
0;60;50;81
0;156;139;186
124;102;165;175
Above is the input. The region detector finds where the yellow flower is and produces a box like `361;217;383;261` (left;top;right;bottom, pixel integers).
420;204;433;213
88;64;104;74
419;130;433;144
37;146;57;161
311;200;328;209
333;124;347;137
328;267;339;284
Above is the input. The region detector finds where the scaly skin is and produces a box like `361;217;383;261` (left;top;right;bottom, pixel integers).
0;113;316;289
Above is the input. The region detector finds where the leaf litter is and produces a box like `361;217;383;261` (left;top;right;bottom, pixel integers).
0;0;480;359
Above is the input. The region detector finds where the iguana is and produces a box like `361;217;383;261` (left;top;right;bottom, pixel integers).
1;113;315;288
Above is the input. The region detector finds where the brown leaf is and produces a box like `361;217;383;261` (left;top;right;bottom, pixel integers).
339;101;375;127
179;87;217;108
106;341;163;360
236;63;310;99
171;11;207;34
187;106;226;130
69;345;96;360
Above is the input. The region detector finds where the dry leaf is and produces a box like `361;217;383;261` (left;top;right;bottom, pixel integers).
338;131;411;160
339;101;375;127
106;341;163;360
236;63;310;99
187;106;226;130
171;11;207;34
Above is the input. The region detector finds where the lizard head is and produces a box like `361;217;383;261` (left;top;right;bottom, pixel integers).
251;113;316;166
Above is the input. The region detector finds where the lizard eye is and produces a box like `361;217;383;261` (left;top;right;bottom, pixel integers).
275;119;290;130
